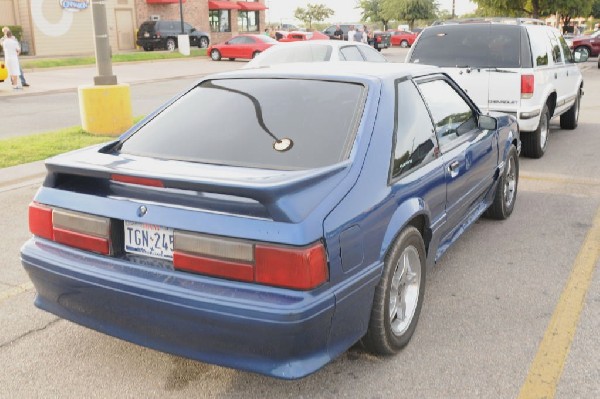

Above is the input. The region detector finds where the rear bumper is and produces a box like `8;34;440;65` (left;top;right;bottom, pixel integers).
21;238;341;379
21;238;382;379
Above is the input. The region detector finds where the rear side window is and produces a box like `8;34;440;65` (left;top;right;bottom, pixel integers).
527;27;550;66
118;79;366;170
392;80;437;178
358;46;387;62
340;46;364;61
409;25;521;68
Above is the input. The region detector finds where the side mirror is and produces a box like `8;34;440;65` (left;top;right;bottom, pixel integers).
190;28;196;33
478;115;497;130
573;48;589;63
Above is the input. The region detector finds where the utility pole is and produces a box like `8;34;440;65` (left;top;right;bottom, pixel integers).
452;0;456;19
91;0;116;85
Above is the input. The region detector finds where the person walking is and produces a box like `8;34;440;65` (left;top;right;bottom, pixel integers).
347;25;356;42
1;27;22;90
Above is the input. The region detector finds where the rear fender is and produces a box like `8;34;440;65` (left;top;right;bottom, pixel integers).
379;198;431;266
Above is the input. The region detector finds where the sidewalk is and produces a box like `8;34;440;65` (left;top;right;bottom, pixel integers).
0;56;242;97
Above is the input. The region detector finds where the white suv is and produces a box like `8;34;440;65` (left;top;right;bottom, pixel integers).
406;19;588;158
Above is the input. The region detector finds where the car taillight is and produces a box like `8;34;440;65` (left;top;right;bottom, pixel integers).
28;203;112;255
377;36;382;43
111;174;164;187
173;231;328;290
156;31;161;38
521;74;534;99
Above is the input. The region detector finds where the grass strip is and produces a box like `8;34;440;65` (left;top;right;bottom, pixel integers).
21;49;206;69
0;127;117;168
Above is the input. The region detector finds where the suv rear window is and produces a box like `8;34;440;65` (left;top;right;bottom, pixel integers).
118;79;366;170
409;25;522;68
138;21;156;34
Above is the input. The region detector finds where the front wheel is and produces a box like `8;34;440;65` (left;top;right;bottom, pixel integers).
252;51;261;59
199;37;209;49
166;38;176;52
575;46;590;58
210;49;221;61
362;226;426;355
522;104;549;159
400;40;409;48
485;146;519;220
560;88;581;129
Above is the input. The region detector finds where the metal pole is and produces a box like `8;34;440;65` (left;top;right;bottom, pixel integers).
179;0;184;33
91;0;117;85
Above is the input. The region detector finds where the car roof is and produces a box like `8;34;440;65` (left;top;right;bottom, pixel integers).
209;61;441;82
268;39;373;49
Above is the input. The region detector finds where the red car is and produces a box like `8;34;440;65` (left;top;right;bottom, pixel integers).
278;31;330;42
388;30;418;48
208;34;278;61
570;30;600;58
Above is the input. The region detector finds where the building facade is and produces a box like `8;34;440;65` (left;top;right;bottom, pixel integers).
0;0;266;56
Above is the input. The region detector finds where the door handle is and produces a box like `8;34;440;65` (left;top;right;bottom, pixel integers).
448;161;460;177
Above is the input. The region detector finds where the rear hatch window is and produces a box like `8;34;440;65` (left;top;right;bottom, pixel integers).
138;21;156;36
117;78;366;170
409;25;522;68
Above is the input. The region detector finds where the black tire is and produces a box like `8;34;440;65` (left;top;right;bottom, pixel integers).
521;104;549;159
142;45;153;52
362;226;426;355
252;51;261;59
400;40;409;48
166;38;176;52
199;37;209;49
210;49;221;61
485;146;519;220
560;88;581;130
228;58;235;61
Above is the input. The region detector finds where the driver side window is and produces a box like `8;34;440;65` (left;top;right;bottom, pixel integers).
417;79;477;151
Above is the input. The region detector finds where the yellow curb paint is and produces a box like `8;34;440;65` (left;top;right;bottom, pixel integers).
0;281;34;304
518;206;600;399
78;84;133;136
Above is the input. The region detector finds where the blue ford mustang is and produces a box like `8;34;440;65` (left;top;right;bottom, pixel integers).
21;63;520;379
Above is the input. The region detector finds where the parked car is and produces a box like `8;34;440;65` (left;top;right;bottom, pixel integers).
0;61;7;82
136;20;210;51
244;40;387;68
277;30;330;42
21;62;520;380
569;30;600;58
388;30;418;47
407;18;587;158
370;31;391;51
322;24;354;40
207;34;278;61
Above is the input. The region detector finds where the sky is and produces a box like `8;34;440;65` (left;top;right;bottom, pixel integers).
266;0;477;26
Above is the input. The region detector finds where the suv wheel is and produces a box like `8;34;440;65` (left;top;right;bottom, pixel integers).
199;37;209;49
522;104;549;159
142;45;153;52
560;88;581;130
400;40;409;48
166;38;176;52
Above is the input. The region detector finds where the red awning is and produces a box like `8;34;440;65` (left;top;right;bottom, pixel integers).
237;1;267;11
208;0;240;9
147;0;186;3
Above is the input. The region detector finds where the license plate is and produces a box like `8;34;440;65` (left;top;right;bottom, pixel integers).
124;221;174;260
144;32;149;37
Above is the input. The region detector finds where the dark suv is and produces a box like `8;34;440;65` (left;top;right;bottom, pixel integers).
137;20;210;51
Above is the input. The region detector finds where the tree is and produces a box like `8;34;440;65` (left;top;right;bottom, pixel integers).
471;0;551;19
357;0;390;30
593;0;600;18
294;3;335;29
381;0;437;30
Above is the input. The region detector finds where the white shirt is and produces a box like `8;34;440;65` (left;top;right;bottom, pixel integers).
347;29;356;42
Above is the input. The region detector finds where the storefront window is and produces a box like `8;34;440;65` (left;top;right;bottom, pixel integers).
238;11;258;32
210;10;231;32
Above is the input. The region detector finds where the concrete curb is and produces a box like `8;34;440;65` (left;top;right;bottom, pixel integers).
0;160;46;190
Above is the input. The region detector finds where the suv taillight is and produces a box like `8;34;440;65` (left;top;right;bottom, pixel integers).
521;74;534;99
